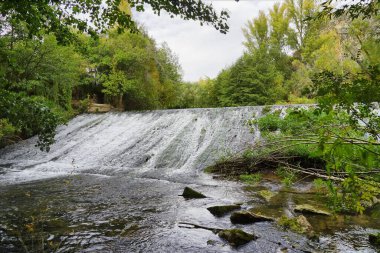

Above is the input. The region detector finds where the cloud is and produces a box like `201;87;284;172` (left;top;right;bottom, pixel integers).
133;1;279;82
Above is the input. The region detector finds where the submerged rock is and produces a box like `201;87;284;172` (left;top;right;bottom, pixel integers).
278;215;315;237
369;233;380;247
296;215;314;237
230;211;274;224
294;204;332;216
207;205;241;217
182;187;206;199
218;229;257;247
258;189;277;202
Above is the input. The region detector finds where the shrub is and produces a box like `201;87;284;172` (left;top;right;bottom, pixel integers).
0;90;63;151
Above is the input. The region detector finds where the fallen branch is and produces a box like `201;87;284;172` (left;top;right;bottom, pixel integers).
178;222;223;234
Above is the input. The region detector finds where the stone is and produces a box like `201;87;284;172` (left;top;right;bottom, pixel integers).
230;211;273;224
296;215;313;235
182;187;206;199
218;229;257;247
294;204;332;216
258;190;277;202
277;215;315;237
207;205;241;217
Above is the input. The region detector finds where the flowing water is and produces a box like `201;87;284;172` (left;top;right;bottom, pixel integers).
0;106;379;252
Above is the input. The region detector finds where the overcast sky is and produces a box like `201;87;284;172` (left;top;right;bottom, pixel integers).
133;0;280;82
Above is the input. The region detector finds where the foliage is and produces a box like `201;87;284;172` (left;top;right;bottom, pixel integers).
0;0;231;44
253;107;380;213
0;118;17;148
80;29;183;110
239;173;262;184
0;31;85;111
0;90;63;151
276;167;298;187
319;0;379;20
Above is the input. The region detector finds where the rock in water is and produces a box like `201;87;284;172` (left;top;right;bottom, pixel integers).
230;211;274;224
296;215;315;237
294;204;332;216
182;187;206;199
258;190;277;202
218;229;256;247
207;205;241;217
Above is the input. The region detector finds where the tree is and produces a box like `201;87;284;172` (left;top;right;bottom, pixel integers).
0;33;85;111
0;0;231;43
319;0;379;20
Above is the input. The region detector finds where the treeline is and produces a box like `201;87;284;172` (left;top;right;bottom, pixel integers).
0;17;183;149
182;0;379;108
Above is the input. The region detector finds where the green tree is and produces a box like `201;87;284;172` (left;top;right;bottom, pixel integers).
0;0;231;43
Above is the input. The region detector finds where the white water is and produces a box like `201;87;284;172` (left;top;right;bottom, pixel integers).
0;106;272;185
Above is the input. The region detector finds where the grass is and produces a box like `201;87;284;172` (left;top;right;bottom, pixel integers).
239;173;262;184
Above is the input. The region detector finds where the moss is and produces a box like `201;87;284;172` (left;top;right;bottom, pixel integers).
278;216;304;234
258;190;276;202
239;173;262;184
294;204;332;216
277;215;314;237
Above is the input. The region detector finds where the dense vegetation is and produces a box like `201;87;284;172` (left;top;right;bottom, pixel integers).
182;0;379;108
0;1;187;149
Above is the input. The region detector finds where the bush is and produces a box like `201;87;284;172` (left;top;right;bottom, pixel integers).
0;90;63;151
0;118;17;147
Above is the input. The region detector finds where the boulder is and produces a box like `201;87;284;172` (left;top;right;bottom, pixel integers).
277;215;315;237
258;190;277;202
218;229;257;247
296;215;313;235
207;205;241;217
230;211;273;224
182;187;206;199
294;204;332;216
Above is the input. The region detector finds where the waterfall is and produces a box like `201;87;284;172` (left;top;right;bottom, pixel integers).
0;106;272;184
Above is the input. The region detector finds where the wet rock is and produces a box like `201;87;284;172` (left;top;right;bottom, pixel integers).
294;204;332;216
218;229;257;247
277;215;315;237
258;190;277;202
207;205;241;217
206;239;218;246
182;187;206;199
276;247;289;253
230;211;274;224
369;233;380;247
296;215;314;237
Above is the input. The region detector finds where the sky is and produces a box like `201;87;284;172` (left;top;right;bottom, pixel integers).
133;0;280;82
